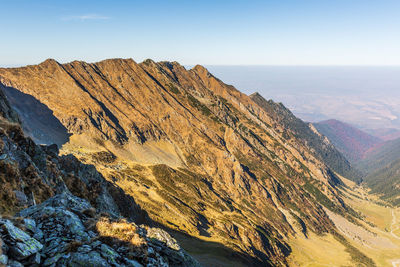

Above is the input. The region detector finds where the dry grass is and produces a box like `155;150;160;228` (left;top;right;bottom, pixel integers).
0;117;20;134
95;217;146;248
0;160;24;214
0;117;54;214
65;240;84;253
287;232;353;267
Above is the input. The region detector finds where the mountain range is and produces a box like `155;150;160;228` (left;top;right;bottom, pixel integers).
0;58;399;266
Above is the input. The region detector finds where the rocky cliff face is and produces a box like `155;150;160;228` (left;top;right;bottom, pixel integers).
0;59;363;266
0;91;199;266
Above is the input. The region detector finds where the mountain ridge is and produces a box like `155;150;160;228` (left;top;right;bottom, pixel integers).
0;58;372;266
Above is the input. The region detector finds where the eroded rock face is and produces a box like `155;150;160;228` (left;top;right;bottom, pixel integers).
0;193;200;267
0;90;200;267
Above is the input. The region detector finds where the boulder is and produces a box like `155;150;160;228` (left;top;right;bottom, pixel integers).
17;192;92;218
146;228;180;251
68;251;109;267
0;254;8;265
7;259;24;267
99;244;120;265
0;220;42;260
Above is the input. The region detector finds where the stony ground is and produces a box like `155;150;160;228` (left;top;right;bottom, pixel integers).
0;193;200;267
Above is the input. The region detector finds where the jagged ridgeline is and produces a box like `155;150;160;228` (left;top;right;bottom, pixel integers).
0;59;368;266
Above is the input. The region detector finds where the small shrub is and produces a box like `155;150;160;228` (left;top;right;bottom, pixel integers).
96;217;146;247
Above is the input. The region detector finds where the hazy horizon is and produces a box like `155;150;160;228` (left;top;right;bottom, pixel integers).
205;65;400;130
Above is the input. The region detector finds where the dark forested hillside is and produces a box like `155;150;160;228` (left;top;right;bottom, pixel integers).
314;119;382;163
364;158;400;206
357;137;400;205
357;137;400;174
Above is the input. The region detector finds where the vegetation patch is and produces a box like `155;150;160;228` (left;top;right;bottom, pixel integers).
168;83;181;95
187;94;212;116
331;231;376;267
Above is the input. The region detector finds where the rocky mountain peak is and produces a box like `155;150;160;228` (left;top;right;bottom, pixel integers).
0;58;368;266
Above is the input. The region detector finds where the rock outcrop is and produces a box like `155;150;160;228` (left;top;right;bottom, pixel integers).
0;193;199;267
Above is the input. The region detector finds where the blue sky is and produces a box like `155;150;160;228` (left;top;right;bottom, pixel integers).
1;0;400;66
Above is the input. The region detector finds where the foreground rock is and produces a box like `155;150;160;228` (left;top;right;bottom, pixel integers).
0;193;200;267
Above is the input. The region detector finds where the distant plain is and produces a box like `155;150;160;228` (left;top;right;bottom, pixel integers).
204;66;400;130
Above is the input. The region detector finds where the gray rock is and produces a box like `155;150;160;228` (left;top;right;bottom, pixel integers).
124;258;144;267
17;193;92;218
0;237;7;253
99;244;119;265
32;229;44;241
77;245;92;253
147;247;155;256
68;251;109;267
146;228;180;251
1;220;43;260
20;204;90;243
89;240;102;248
42;239;68;256
13;190;28;206
23;218;36;233
87;231;96;238
0;254;8;265
30;252;41;265
42;253;64;266
7;259;24;267
62;210;89;242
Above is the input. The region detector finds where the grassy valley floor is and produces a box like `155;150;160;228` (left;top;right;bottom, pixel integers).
288;176;400;267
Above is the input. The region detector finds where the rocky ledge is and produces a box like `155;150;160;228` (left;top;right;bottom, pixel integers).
0;193;200;267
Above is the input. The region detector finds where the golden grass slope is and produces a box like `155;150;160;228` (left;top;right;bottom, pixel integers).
288;175;400;267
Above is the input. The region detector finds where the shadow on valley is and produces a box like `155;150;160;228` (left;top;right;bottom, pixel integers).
59;154;264;267
159;226;266;267
2;85;71;147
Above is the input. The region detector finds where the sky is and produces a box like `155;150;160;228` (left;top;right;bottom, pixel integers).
1;0;400;66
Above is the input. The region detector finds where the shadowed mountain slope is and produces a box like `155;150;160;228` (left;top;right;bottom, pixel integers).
314;119;382;163
364;158;400;206
356;137;400;205
358;137;400;174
